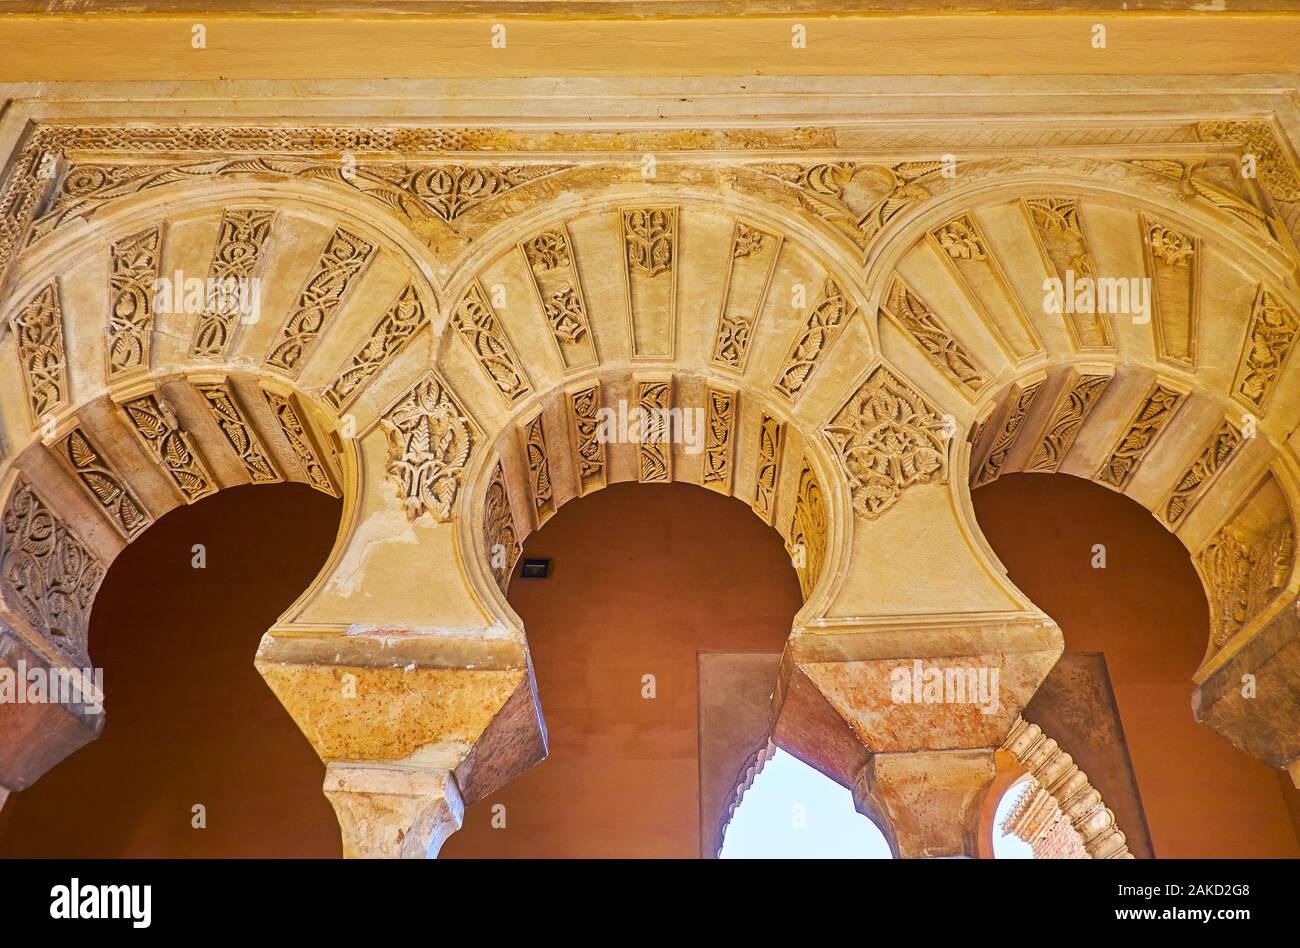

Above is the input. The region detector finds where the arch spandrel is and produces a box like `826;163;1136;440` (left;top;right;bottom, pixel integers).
1;114;1299;855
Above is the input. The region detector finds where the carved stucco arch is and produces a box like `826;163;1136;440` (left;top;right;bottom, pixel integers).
848;167;1300;801
1;118;1298;857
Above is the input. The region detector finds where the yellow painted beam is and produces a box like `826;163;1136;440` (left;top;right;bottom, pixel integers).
0;14;1297;82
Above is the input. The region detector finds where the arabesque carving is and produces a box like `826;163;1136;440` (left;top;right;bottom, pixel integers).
0;477;104;656
774;278;857;402
58;427;152;539
568;383;605;495
194;382;280;484
8;282;69;424
751;413;784;526
880;275;987;395
1233;287;1298;414
266;228;374;375
523;413;554;522
1200;519;1295;648
322;283;427;412
191;208;274;358
120;392;215;503
701;386;735;493
823;365;948;519
787;458;827;600
106;225;162;378
451;282;531;404
380;371;475;522
1026;372;1112;474
262;390;336;497
1096;383;1184;489
483;460;520;594
1164;420;1244;526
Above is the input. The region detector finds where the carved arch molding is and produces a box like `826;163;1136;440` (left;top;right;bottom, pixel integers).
0;105;1298;858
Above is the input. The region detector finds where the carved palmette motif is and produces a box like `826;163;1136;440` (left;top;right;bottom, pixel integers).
774;278;857;402
194;382;279;484
191;208;274;357
394;164;565;223
622;207;676;277
1233;287;1298;414
1164;420;1243;525
483;460;521;594
8;281;69;423
106;225;162;378
752;161;939;253
0;477;104;656
452;281;531;404
931;215;987;260
752;413;785;525
568;383;605;494
1196;120;1300;203
520;228;593;357
711;220;781;371
380;371;475;521
637;380;673;483
1199;519;1295;648
880;275;987;394
263;390;336;496
322;283;427;412
60;427;152;538
1141;215;1199;367
787;458;827;601
1095;383;1184;489
974;378;1044;487
27;155;567;247
1026;373;1111;474
1022;197;1113;351
929;211;1041;362
823;366;948;519
523;414;554;521
265;228;374;374
120;392;216;502
701;387;736;493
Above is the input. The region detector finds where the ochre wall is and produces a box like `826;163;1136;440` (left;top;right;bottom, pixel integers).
1;474;1296;857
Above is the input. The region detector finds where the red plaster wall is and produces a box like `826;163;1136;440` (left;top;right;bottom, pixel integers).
973;473;1300;858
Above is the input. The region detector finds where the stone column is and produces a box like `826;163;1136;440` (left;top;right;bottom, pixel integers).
254;421;547;858
323;765;464;859
768;387;1064;856
852;749;996;858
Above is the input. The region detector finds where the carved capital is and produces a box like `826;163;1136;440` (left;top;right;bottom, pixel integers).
852;749;996;858
322;765;464;859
